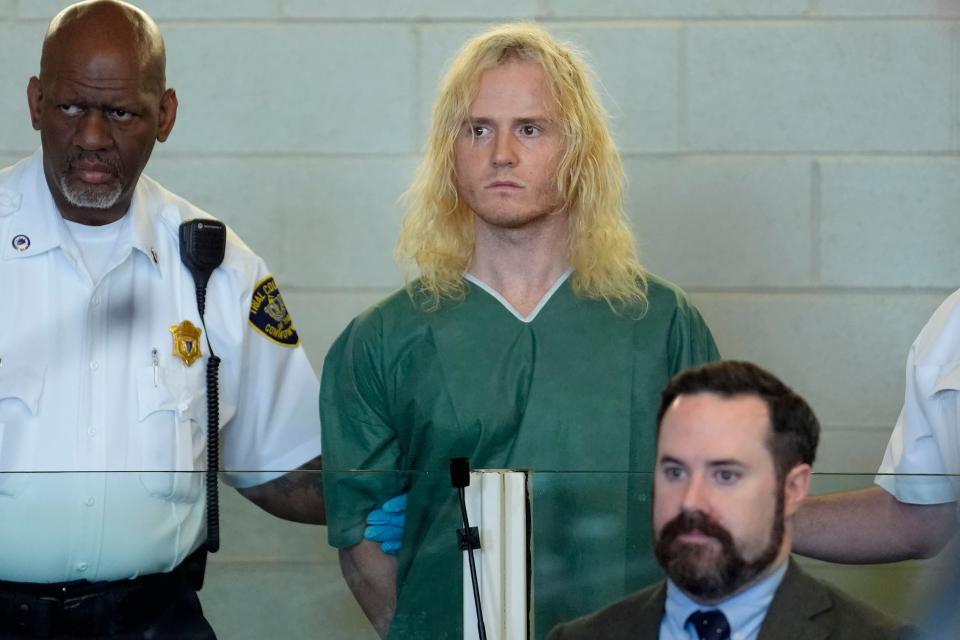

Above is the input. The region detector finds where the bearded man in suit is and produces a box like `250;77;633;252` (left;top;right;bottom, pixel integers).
549;361;918;640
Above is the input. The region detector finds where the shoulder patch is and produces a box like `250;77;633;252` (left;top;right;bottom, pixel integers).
248;276;300;347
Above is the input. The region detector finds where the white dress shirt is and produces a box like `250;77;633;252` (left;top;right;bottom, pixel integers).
0;151;322;582
660;560;788;640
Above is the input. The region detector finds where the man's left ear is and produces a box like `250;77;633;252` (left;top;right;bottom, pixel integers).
157;88;178;143
782;464;812;519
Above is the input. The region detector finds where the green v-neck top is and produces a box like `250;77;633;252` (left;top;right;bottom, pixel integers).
320;272;719;639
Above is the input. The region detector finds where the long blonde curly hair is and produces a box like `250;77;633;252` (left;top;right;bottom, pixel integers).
397;23;647;310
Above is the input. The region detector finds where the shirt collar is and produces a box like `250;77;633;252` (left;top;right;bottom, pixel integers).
127;175;163;276
663;559;789;640
3;149;163;276
2;149;65;261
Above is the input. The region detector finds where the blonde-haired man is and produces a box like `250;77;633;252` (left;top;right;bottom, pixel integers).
321;23;719;639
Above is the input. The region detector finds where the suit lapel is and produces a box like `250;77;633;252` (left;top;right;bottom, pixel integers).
758;559;832;640
634;582;668;638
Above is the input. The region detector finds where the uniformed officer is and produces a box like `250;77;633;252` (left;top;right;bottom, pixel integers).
0;1;325;637
794;298;960;561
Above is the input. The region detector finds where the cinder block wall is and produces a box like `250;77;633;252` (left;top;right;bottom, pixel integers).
2;1;958;635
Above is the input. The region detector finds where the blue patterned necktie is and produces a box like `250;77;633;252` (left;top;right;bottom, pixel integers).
686;609;731;640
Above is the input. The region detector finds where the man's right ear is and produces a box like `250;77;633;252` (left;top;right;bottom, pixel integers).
782;463;812;519
27;77;42;131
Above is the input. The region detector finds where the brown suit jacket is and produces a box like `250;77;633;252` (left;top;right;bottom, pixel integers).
547;559;920;640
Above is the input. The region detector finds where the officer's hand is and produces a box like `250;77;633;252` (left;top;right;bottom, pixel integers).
364;493;407;556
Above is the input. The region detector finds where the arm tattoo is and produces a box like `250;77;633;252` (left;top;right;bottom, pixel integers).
270;455;323;498
239;454;325;523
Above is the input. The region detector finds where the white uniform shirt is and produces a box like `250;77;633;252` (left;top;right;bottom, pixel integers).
0;151;322;582
877;288;960;505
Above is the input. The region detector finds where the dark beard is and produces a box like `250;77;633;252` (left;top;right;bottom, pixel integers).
653;491;784;602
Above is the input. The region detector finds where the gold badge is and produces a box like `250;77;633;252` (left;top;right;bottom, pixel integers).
170;320;203;367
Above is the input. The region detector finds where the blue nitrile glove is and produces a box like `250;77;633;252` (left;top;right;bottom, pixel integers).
364;493;407;556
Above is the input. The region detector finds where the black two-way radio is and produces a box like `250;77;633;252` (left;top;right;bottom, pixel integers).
180;220;226;316
180;219;227;554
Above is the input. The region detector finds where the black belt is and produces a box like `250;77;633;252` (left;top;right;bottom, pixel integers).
0;549;206;638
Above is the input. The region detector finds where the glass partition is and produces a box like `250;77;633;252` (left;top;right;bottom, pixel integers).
0;470;956;639
318;469;957;639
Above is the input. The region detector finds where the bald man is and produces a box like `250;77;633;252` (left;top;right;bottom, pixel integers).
0;2;324;637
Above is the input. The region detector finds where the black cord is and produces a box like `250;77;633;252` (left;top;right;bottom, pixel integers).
197;285;220;554
458;488;487;640
196;285;207;319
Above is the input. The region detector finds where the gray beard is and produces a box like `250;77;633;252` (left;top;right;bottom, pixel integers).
58;173;123;210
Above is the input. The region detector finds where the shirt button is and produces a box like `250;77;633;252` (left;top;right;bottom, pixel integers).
89;361;99;370
84;497;95;506
76;562;88;572
91;295;101;306
87;427;96;437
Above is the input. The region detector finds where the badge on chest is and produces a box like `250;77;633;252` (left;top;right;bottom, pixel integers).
170;320;203;367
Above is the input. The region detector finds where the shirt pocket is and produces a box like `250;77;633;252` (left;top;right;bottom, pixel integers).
135;363;206;503
0;362;44;496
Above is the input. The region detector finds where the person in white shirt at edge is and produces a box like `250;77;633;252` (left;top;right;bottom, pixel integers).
0;1;328;637
794;294;960;564
548;361;917;640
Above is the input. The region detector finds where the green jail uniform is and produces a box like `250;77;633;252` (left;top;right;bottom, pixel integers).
320;272;719;639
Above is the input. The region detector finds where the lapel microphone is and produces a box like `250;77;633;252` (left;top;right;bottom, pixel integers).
179;219;226;317
451;457;487;640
